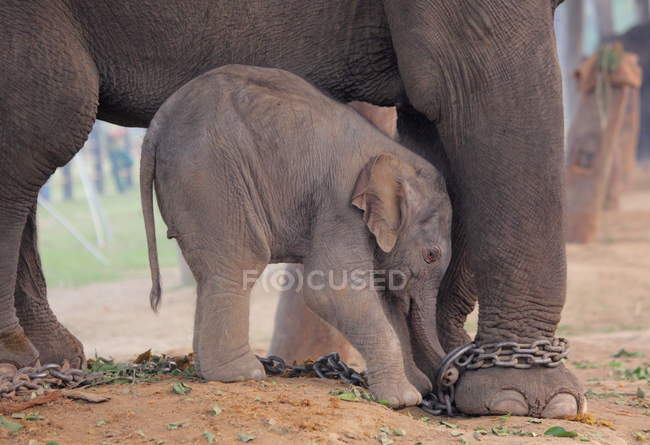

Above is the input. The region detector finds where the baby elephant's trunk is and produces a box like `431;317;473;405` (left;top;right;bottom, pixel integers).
140;133;162;311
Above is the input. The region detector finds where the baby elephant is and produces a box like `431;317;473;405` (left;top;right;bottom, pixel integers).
141;65;452;407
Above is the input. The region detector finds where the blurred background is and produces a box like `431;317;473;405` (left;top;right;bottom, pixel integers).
39;0;649;361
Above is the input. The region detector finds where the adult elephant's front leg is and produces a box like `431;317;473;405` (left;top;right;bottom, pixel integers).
14;205;85;367
386;0;584;417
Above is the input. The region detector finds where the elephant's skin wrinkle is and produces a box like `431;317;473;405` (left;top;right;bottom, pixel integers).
2;0;580;417
140;66;452;407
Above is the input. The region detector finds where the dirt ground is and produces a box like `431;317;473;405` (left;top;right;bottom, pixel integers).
2;168;649;444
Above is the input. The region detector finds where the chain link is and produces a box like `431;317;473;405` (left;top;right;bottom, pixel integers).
0;338;568;416
0;363;100;399
419;337;570;416
256;353;367;388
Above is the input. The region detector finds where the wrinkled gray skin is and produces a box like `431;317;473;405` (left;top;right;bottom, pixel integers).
141;65;452;408
1;0;584;416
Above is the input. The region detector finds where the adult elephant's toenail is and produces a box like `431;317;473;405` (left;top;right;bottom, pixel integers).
487;389;528;415
541;393;580;418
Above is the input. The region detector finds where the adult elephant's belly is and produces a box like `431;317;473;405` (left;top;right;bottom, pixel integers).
86;0;404;129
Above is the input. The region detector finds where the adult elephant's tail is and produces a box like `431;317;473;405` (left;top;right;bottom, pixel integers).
140;130;162;312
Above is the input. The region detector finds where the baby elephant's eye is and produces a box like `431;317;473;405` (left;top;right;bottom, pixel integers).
422;247;442;264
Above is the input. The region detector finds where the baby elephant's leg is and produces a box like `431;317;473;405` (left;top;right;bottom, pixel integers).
180;236;266;382
302;245;420;408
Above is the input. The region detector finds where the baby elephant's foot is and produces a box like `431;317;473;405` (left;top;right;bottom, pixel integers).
369;374;422;408
198;351;266;383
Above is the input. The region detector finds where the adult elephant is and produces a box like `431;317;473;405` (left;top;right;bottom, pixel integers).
1;0;582;416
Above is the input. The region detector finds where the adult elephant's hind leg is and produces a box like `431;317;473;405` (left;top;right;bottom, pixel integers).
0;16;99;366
14;206;84;367
268;264;359;363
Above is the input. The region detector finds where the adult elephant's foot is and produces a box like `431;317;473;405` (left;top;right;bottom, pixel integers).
0;325;39;368
23;321;85;368
13;204;85;368
454;364;586;418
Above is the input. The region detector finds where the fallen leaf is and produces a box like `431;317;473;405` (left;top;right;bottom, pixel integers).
377;433;393;445
498;413;511;423
172;381;192;395
134;349;152;363
167;420;188;430
203;432;216;443
612;349;643;358
544;426;578;438
450;430;464;437
210;404;222;416
440;421;458;429
0;415;23;432
0;390;62;414
527;418;543;424
63;390;110;403
238;433;255;442
393;428;405;436
96;419;107;426
633;431;648;442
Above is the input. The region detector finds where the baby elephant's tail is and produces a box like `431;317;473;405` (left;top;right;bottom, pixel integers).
140;131;162;312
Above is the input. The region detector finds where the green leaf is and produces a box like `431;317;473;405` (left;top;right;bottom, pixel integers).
544;426;578;438
474;428;488;435
378;400;390;406
166;420;188;430
172;381;192;395
393;428;405;436
377;434;393;445
211;404;222;416
572;361;599;369
608;360;623;368
238;433;255;442
579;436;591;442
491;425;509;436
440;421;458;429
25;412;45;421
203;432;216;444
612;349;643;358
498;413;511;423
0;415;24;432
338;392;358;402
45;442;61;445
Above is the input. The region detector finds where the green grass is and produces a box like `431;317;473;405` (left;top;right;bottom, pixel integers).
38;180;177;288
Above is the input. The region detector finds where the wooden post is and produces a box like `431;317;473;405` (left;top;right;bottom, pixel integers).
565;48;643;242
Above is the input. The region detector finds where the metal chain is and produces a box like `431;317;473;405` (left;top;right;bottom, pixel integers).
257;353;367;388
0;338;568;416
0;364;98;399
419;337;570;417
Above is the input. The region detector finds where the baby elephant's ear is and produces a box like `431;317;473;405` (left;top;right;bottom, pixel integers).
351;154;416;253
